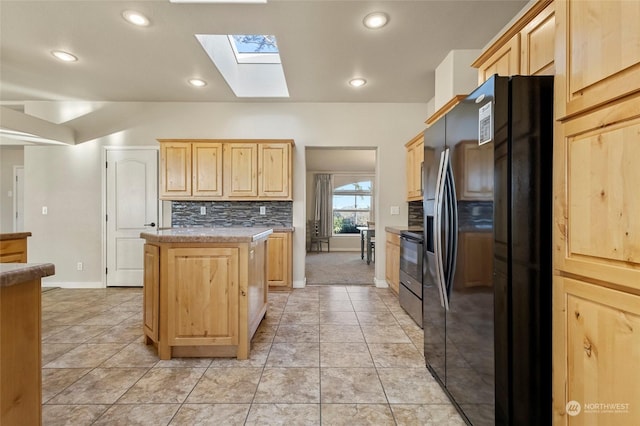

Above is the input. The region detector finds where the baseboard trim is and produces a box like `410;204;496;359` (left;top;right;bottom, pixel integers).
374;278;388;288
293;278;306;288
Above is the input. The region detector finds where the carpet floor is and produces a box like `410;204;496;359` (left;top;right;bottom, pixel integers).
305;251;375;285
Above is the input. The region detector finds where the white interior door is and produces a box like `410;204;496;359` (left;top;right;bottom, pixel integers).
13;166;24;232
106;149;158;287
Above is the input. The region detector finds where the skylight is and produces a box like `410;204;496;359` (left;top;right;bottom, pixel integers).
196;33;289;98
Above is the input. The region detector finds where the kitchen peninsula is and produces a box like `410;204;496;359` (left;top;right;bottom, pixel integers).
140;227;272;360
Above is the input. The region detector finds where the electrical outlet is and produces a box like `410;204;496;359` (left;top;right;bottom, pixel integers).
390;205;400;215
260;206;266;215
77;262;83;271
42;206;48;215
200;206;206;215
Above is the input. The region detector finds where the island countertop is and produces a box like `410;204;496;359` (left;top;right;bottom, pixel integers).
0;263;55;288
140;227;273;243
0;232;32;241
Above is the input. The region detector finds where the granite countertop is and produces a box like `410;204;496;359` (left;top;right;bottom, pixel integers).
0;263;55;288
385;226;424;235
141;227;273;243
271;226;295;233
0;232;32;241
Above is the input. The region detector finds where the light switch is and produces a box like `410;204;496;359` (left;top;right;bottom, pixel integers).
42;206;48;215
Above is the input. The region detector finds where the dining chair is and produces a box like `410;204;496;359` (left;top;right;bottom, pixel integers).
308;220;330;252
367;221;375;264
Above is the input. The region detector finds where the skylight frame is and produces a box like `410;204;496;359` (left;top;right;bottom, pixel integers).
227;35;281;64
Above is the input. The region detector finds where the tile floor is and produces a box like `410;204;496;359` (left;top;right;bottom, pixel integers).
40;285;465;425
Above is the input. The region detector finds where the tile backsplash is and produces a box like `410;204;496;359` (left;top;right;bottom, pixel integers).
408;201;424;228
172;201;293;228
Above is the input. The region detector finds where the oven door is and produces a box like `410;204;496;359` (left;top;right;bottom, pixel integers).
399;233;424;327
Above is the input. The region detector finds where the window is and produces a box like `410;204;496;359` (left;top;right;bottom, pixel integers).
332;175;374;235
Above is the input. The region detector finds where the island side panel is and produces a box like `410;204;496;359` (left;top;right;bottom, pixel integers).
248;239;268;341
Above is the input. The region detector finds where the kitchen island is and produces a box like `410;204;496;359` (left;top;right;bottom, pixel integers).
140;227;272;360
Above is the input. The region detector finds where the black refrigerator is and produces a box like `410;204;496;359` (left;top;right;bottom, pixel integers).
422;75;553;426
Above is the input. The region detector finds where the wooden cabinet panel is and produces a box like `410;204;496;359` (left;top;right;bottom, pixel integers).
405;133;424;201
520;2;555;76
454;140;493;201
558;0;640;117
259;143;291;199
143;244;159;343
556;94;640;290
267;232;292;288
477;35;520;85
167;247;239;347
554;277;640;423
454;232;493;289
0;239;27;263
385;232;400;295
192;143;222;197
225;144;258;198
160;142;191;198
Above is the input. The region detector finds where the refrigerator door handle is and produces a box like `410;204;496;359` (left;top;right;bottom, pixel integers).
434;149;450;310
444;153;458;302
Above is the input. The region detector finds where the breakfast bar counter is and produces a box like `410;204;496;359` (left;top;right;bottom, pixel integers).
140;227;272;360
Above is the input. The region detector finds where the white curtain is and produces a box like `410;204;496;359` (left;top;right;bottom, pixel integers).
314;174;332;237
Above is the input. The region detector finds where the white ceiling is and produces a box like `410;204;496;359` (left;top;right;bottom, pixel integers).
0;0;528;104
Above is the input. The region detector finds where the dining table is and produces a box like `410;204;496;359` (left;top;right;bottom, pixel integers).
356;226;375;265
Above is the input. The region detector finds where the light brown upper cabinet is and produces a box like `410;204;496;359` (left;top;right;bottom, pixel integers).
405;132;424;201
472;0;555;84
159;139;294;201
453;140;493;201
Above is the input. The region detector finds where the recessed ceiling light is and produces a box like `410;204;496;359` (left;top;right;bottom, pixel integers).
349;78;367;88
189;78;207;87
122;10;150;27
363;12;389;29
51;50;78;62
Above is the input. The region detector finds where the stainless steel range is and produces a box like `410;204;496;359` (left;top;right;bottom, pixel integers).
399;230;424;328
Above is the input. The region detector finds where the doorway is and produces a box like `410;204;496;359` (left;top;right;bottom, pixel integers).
304;147;376;285
104;148;159;287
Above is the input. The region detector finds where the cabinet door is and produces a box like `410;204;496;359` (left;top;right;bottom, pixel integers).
455;141;493;200
406;145;416;200
267;232;291;288
160;142;191;199
225;144;258;198
554;277;640;423
143;244;159;342
520;2;555;76
192;143;223;197
259;143;291;199
557;0;640;117
385;233;400;295
167;247;239;346
406;135;424;201
477;34;520;85
0;239;27;263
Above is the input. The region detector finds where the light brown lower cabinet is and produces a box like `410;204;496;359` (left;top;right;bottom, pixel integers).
454;232;493;289
553;276;640;423
267;232;292;289
385;232;400;294
0;233;31;263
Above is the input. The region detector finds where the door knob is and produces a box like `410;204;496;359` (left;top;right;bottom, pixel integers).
144;222;156;227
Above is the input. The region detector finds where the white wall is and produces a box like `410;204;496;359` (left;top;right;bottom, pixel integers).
0;147;24;232
434;49;481;111
21;101;426;287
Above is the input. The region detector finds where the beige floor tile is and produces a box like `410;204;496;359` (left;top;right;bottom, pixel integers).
80;310;137;326
44;343;128;368
41;343;76;366
208;341;271;367
319;324;365;343
47;368;148;404
361;325;412;344
283;300;320;313
321;403;395;425
253;322;278;343
368;343;426;368
101;341;160;367
350;300;391;312
88;323;145;344
356;311;398;325
273;324;319;342
118;367;206;404
186;367;262;403
377;368;450;404
246;403;320;425
154;357;213;368
254;368;320;403
44;325;113;344
280;311;319;324
319;310;359;325
266;342;320;367
93;403;180;425
320;342;374;367
170;404;250;425
41;368;92;403
319;299;354;311
42;404;109;426
320;368;386;404
391;404;466;425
